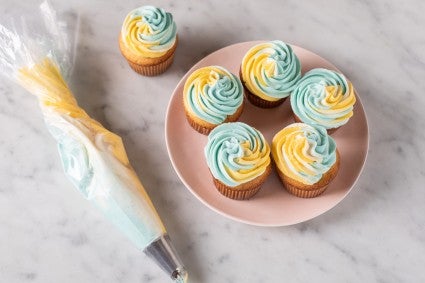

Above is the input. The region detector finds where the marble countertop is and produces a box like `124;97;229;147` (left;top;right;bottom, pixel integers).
1;0;424;282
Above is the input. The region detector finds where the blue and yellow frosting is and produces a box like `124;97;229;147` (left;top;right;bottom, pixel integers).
290;68;356;130
205;122;271;187
17;58;166;249
272;123;337;185
183;66;243;125
121;6;177;58
241;40;301;101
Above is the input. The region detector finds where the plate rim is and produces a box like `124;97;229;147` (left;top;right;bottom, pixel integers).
165;40;369;227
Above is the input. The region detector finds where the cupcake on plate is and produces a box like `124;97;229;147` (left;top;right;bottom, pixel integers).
183;66;244;135
240;40;301;108
271;123;339;198
290;68;356;134
119;5;177;76
205;122;271;200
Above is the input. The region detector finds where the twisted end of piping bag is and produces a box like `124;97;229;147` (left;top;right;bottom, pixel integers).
144;234;188;283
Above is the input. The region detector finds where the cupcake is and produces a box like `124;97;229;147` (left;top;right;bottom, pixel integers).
240;40;301;108
119;6;177;76
271;123;339;198
204;122;271;200
290;68;356;134
183;66;244;135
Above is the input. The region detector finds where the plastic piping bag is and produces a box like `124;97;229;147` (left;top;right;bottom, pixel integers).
0;2;187;282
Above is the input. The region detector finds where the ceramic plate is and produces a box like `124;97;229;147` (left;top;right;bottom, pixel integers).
165;41;368;226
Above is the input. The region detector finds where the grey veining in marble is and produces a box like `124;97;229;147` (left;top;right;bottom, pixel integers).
1;0;424;282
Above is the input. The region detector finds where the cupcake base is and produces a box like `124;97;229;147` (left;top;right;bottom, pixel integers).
245;88;286;108
126;53;176;76
184;103;244;135
239;68;286;108
119;35;178;76
293;114;340;135
212;164;272;200
275;150;340;198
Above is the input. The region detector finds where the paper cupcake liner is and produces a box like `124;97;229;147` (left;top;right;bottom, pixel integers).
210;164;271;200
244;88;286;108
213;178;262;200
119;34;178;77
275;168;328;198
273;150;340;198
185;112;214;135
127;52;175;76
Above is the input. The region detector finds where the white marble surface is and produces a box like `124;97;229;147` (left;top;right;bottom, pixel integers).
1;0;424;282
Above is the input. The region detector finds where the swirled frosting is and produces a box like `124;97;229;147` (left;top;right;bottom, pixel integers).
272;123;337;185
205;122;271;187
121;6;177;58
291;68;356;129
241;40;301;101
183;66;243;125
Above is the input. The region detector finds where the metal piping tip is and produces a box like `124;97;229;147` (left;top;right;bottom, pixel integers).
144;234;187;282
172;267;188;283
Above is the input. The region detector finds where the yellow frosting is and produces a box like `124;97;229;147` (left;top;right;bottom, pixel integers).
271;123;337;185
122;16;162;58
242;43;279;101
16;57;168;249
205;122;270;187
18;58;131;166
321;84;356;117
183;66;228;112
183;66;243;125
290;68;356;129
226;139;271;181
241;41;301;101
121;6;177;58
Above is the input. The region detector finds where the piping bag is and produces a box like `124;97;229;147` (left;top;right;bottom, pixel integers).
0;2;187;282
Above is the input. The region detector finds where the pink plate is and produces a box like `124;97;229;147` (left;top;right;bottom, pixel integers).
165;41;369;226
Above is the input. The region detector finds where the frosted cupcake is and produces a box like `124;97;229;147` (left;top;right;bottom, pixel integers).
240;40;301;108
272;123;339;198
119;6;177;76
290;68;356;134
205;122;271;200
183;66;244;135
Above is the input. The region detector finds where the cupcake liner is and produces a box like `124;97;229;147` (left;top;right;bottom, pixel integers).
244;88;286;108
210;164;271;200
276;169;328;198
274;150;340;198
226;102;244;122
184;103;244;135
213;178;262;200
126;52;175;76
119;34;178;77
185;111;214;135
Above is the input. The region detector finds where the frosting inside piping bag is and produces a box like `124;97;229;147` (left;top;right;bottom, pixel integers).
0;2;186;281
19;57;166;249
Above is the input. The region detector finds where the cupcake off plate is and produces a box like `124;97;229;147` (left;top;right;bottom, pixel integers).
165;41;369;226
